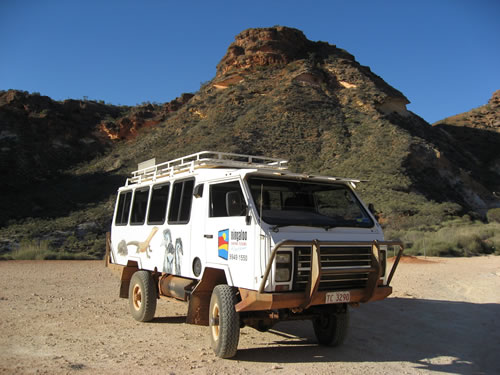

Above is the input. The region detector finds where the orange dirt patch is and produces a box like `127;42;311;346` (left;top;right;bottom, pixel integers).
388;255;437;264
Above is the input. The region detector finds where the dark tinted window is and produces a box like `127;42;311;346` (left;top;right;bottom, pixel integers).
210;181;245;217
130;188;150;225
147;183;170;224
168;179;194;224
115;191;132;225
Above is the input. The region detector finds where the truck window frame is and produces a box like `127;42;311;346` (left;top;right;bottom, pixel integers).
209;180;246;217
168;178;195;225
147;183;170;225
115;190;132;226
130;187;150;226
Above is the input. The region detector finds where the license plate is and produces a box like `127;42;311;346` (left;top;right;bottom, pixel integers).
325;291;350;304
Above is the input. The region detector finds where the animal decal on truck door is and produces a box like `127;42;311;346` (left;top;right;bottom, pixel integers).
115;227;158;258
125;227;158;258
162;229;174;273
162;229;183;274
117;240;128;256
174;238;183;275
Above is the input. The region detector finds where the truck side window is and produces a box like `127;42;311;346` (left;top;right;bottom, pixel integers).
168;179;194;224
115;190;132;225
210;181;246;217
130;188;150;225
147;183;170;225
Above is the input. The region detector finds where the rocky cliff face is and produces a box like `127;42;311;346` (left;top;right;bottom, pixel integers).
0;90;120;189
434;90;500;132
216;27;311;75
98;93;194;141
0;88;194;184
433;90;500;199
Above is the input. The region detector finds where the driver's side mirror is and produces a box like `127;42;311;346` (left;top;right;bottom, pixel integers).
368;203;379;221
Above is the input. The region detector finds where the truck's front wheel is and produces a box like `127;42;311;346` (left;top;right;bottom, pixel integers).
209;285;240;358
128;270;157;322
313;306;349;346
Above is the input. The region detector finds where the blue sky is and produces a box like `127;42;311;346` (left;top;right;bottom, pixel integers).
1;0;498;123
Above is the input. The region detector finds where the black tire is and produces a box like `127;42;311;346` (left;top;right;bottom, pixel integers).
128;270;157;322
209;285;240;358
313;307;349;346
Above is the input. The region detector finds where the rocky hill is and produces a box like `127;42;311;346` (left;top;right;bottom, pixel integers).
1;26;498;257
0;90;121;189
433;90;500;195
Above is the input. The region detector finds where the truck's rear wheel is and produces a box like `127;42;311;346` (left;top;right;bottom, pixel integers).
313;306;349;346
129;270;157;322
209;285;240;358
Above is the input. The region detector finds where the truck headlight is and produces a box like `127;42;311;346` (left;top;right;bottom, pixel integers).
275;251;292;282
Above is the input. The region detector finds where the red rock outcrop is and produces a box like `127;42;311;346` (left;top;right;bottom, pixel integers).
216;26;311;77
98;93;194;141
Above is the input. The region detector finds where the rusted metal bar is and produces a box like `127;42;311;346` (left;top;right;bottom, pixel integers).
361;241;382;302
386;243;404;286
300;240;322;309
105;232;111;267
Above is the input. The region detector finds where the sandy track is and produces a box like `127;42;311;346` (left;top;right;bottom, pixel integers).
1;256;499;374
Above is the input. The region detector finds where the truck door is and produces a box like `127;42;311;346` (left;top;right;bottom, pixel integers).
204;180;255;289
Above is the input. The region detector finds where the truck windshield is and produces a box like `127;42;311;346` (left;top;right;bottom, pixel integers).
247;177;374;229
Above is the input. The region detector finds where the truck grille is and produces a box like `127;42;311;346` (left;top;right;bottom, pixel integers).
293;246;372;292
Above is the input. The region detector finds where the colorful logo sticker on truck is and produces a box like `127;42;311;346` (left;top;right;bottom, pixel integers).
218;229;229;260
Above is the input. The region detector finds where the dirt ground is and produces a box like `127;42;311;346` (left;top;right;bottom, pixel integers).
1;256;499;375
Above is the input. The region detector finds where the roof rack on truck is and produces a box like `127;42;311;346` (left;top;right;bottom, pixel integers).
126;150;366;187
126;151;288;186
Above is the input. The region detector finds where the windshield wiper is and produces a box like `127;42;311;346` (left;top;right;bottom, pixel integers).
271;223;336;232
323;224;337;231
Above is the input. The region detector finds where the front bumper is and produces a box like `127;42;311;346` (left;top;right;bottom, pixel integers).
236;284;393;312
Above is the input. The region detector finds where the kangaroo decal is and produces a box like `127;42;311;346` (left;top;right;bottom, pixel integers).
126;227;158;258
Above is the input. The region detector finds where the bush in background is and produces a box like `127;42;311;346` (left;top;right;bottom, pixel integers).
387;218;500;257
0;239;98;260
487;208;500;223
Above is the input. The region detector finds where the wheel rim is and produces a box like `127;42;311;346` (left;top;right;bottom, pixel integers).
132;284;142;311
211;302;220;341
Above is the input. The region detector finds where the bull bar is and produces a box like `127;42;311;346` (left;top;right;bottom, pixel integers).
236;240;404;312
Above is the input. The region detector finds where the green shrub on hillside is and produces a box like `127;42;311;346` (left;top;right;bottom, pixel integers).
487;208;500;223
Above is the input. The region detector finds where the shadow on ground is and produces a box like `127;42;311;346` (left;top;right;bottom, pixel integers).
151;316;187;324
234;297;500;374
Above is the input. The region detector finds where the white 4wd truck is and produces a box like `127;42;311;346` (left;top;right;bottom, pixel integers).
106;151;403;358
